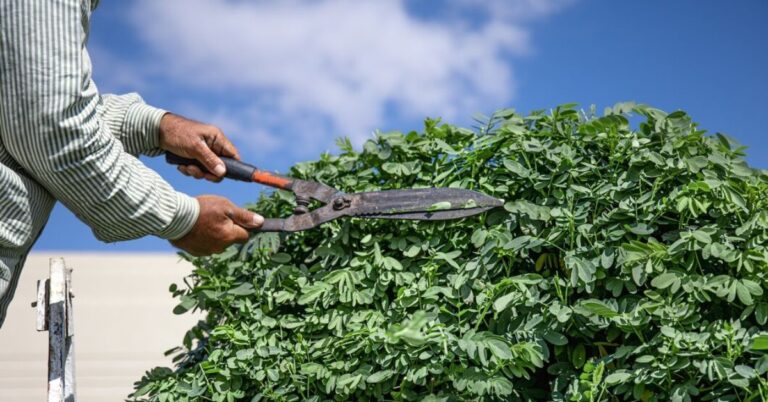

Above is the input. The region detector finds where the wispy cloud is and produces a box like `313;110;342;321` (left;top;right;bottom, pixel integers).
112;0;571;159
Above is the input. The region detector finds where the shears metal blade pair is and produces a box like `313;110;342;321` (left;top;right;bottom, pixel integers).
166;153;503;232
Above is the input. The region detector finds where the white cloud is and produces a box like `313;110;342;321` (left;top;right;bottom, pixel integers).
119;0;571;159
452;0;574;22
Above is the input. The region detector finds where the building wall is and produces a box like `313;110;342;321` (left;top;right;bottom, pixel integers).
0;253;201;402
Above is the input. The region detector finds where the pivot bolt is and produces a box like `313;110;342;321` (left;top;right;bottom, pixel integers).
332;197;351;210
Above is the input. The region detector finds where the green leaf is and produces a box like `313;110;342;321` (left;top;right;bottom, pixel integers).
493;293;516;312
685;156;709;172
691;230;712;245
489;376;513;396
650;272;678;290
172;295;196;315
750;335;768;351
300;363;324;375
228;282;255;296
604;371;632;385
383;256;404;270
626;223;654;235
736;282;753;305
271;253;292;263
571;344;586;368
403;245;420;257
504;200;551;221
217;246;238;260
756;303;768;326
734;365;756;379
383;162;412;176
741;279;763;296
543;331;568;346
471;229;488;248
366;370;394;384
503;159;531;178
297;282;330;305
600;248;615;269
486;338;513;360
578;299;618;318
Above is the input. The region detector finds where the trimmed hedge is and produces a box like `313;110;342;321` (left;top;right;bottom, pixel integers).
132;103;768;401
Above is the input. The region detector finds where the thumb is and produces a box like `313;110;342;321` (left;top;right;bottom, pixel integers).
229;207;264;229
194;142;226;177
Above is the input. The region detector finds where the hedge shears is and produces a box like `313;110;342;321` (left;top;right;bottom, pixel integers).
166;153;503;232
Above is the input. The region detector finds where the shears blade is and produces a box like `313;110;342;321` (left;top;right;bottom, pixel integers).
165;152;504;232
349;188;503;220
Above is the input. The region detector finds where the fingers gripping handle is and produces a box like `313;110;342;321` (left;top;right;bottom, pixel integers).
167;152;296;232
166;152;256;182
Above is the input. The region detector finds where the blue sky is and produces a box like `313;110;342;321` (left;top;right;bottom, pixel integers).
35;0;768;251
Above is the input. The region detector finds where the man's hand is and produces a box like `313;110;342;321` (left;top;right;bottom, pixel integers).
171;195;264;256
159;113;239;182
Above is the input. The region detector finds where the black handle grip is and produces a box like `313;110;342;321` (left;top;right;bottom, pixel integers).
165;152;257;182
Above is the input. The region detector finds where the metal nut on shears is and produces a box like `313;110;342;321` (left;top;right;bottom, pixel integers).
332;196;352;210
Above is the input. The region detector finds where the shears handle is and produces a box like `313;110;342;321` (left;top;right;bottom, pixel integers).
165;152;294;190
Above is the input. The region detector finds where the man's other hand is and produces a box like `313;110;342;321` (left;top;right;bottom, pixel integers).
171;195;264;256
159;113;239;182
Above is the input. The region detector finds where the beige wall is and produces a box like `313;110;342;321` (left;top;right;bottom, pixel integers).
0;253;201;402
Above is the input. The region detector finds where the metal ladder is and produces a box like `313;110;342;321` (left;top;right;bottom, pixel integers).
33;257;76;402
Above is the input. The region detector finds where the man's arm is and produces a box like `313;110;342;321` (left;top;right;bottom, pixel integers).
97;93;167;157
0;0;197;242
97;93;244;183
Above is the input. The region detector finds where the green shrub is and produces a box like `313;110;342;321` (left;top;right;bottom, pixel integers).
131;103;768;401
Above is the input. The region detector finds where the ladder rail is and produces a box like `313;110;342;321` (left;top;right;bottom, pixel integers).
35;257;76;402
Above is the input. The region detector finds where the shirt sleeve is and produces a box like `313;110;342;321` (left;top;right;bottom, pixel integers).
0;0;199;242
97;93;167;157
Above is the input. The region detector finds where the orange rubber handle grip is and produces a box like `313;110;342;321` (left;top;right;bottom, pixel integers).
165;152;293;190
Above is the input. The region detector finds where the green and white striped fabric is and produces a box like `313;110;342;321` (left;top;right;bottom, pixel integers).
0;0;200;327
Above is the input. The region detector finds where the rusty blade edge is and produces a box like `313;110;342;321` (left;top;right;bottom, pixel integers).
353;205;498;221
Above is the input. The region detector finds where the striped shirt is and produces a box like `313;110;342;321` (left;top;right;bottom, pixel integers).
0;0;200;327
